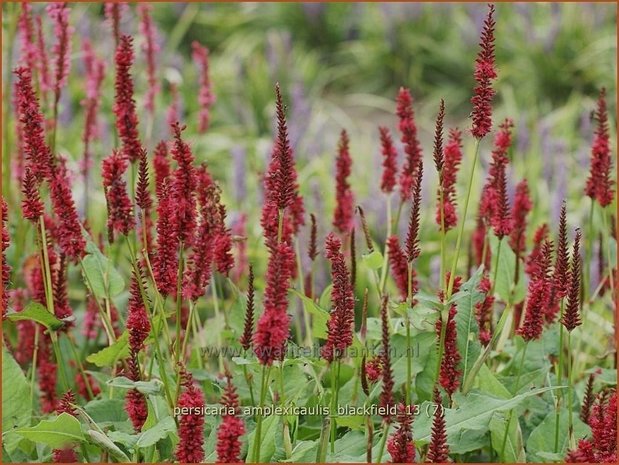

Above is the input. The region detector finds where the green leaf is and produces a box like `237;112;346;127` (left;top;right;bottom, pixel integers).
361;250;383;270
81;241;125;299
290;289;329;339
246;415;279;462
336;415;364;430
526;408;590;462
2;347;32;453
86;332;129;367
107;377;164;395
86;430;131;462
6;302;65;330
14;413;84;448
413;387;564;452
137;416;176;448
84;398;129;425
490;236;525;303
451;266;485;383
489;413;526;462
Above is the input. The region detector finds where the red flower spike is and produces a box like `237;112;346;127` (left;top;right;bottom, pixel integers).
14;67;54;182
470;3;497;139
52;256;73;326
379;126;398;194
406;163;423;262
47;3;72;107
127;268;151;354
322;233;355;362
475;273;495;346
104;3;126;45
153;140;170;199
35;16;51;95
550;203;571;307
387;235;414;301
365;357;382;383
21;168;43;222
102;150;134;242
176;368;206;463
509;179;532;253
379;296;395;422
387;403;416;463
216;375;245;463
2;201;10;318
37;333;57;413
308;213;319;261
192;41;215;133
397;87;423;201
437;128;463;231
17;4;37;77
585;88;614;207
489;161;513;239
170;122;197;244
333;129;355;234
154;179;179;297
253;242;295;365
436;295;462;396
561;230;582;332
427;388;449;462
526;223;549;276
49;164;86;261
114;35;143;163
138;4;160;114
125;388;148;432
433;99;446;174
580;374;596;423
518;240;553;341
136;149;152;212
52;391;78;463
472;216;490;269
239;265;255;351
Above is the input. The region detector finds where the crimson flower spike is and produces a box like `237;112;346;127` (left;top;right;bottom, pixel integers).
508;179;532;254
14;67;54;182
308;213;319;261
138;4;160;114
2;200;10;318
387;403;416;463
192;41;215;133
153;140;170;198
154;179;179;297
406;162;423;263
114;35;143;163
175;367;206;463
433;99;445;174
518;240;553;341
47;3;72;108
216;374;245;463
52;391;78;463
427;388;449;462
379;295;395;422
378;126;398;194
321;233;355;362
470;3;497;139
436;128;463;231
397;87;423;202
104;3;126;47
273;83;296;212
489;160;512;239
561;230;583;332
170;122;197;244
21;168;44;222
585;88;614;207
239;265;255;351
333;129;355;235
552;202;571;300
35;16;51;96
357;206;374;253
101;150;134;243
387;236;412;301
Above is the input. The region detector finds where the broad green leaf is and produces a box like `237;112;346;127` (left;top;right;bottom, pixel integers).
490;235;525;303
14;413;84;448
319;284;333;312
137;416;176;448
413;387;564;452
361;250;383;270
84;398;129;425
6;302;65;330
107;376;164;395
2;348;32;453
526;408;590;462
81;240;125;299
290;289;329;339
246;415;279;462
87;430;131;462
336;415;364;430
86;332;129;367
489;413;526;463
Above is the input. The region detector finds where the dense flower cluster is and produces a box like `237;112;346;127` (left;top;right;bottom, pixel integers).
387;403;415;463
561;230;582;332
584;88;614;207
176;368;206;463
427;388;449;463
397;87;423;201
47;2;72;107
102;150;133;242
216;375;245;463
322;233;355;361
470;3;497;139
379;126;398;194
437;129;463;231
138;4;160;114
475;273;495;346
52;391;78;463
333;130;355;234
437;274;462;397
509;179;532;254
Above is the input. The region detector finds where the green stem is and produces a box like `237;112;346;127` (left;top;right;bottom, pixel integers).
405;262;414;405
554;300;565;453
375;421;390;463
329;360;341;453
378;194;393;294
567;330;575;446
447;139;481;299
252;365;270;463
584;198;594;299
242;362;256;407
